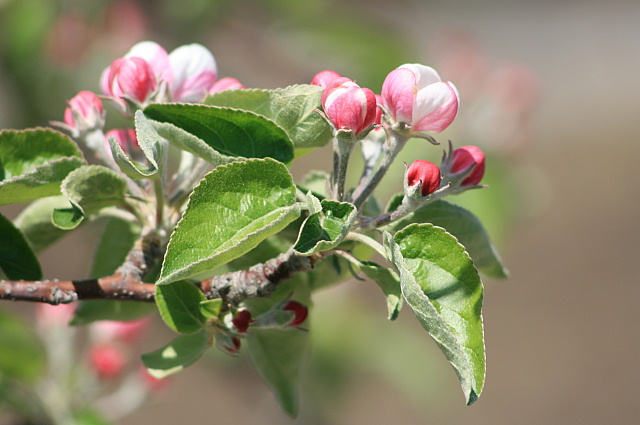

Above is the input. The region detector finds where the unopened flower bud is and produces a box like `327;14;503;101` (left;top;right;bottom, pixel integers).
91;318;150;344
101;56;157;104
215;334;241;356
283;301;308;327
105;128;138;153
451;145;485;185
382;64;459;132
88;344;126;380
231;310;253;333
168;43;217;102
64;91;105;132
311;70;343;87
406;160;441;197
209;77;245;94
322;79;377;136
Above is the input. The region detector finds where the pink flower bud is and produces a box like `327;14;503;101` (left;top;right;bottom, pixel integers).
91;318;150;344
168;43;218;102
64;91;105;131
125;41;172;83
88;344;126;380
35;303;76;330
311;70;343;87
231;310;253;333
407;160;441;196
209;77;245;94
283;301;308;327
105;128;138;153
451;145;485;185
381;64;459;132
101;56;157;103
322;79;378;136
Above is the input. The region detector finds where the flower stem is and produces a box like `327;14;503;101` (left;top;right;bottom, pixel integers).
331;136;355;201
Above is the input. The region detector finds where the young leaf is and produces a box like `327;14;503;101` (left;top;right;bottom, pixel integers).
0;128;85;206
144;103;294;164
392;200;508;278
13;196;72;254
199;299;223;320
246;328;309;418
384;224;485;405
107;110;166;179
0;213;41;280
204;84;333;150
150;120;235;167
359;261;402;321
142;330;210;379
158;158;301;285
293;200;357;255
155;281;207;334
52;165;129;229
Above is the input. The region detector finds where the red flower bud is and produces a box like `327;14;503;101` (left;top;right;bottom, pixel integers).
209;77;245;93
451;145;485;185
231;310;253;333
102;56;157;103
283;301;308;327
105;128;139;154
407;160;441;196
64;91;105;131
322;79;378;136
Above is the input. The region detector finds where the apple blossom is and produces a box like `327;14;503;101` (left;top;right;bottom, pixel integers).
311;70;343;87
451;145;485;185
321;78;377;136
406;160;441;197
105;128;138;153
209;77;245;93
88;344;126;380
101;56;157;104
64;90;105;131
168;43;218;102
381;64;459;132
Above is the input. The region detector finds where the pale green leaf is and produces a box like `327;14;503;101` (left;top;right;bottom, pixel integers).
204;84;333;150
158;158;300;284
142;331;209;379
13;196;72;253
155;281;207;334
359;261;402;320
385;224;485;405
293;200;356;255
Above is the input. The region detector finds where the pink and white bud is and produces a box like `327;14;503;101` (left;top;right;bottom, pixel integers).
451;145;485;185
311;70;343;87
168;43;217;102
105;128;139;154
101;56;157;104
88;344;126;380
322;79;378;136
283;301;308;327
125;41;172;84
381;64;459;133
209;77;245;94
64;91;105;131
406;160;441;197
35;303;76;330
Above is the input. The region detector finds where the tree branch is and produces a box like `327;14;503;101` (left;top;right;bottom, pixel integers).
0;250;322;306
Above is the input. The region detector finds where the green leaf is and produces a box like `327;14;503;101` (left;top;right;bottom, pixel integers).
155;281;207;334
52;165;129;229
144;103;294;164
158;158;300;285
385;224;485;405
247;328;309;417
199;299;223;320
0;213;41;280
392;200;508;278
108;110;166;179
204;84;333;150
150;120;235;167
359;261;402;321
293;200;356;255
70;301;155;326
0;310;45;381
142;330;210;379
90;215;140;278
0;128;85;206
13;196;72;253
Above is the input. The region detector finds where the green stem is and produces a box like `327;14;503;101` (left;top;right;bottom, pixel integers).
332;137;356;201
345;232;386;258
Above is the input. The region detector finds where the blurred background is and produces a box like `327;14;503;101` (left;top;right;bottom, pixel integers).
1;0;639;424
